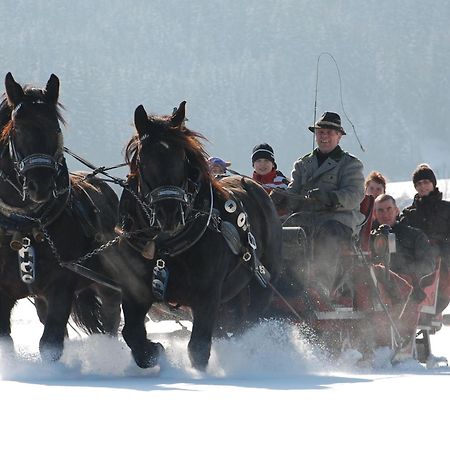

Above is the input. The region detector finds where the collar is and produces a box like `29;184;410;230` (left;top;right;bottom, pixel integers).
313;145;344;163
413;188;442;206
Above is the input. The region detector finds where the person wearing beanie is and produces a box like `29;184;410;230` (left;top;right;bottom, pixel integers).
251;143;289;193
401;163;450;313
271;111;365;300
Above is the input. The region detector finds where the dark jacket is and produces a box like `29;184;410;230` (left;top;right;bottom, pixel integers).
388;221;435;281
401;189;450;259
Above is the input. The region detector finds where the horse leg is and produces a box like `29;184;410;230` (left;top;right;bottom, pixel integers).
216;288;250;337
0;296;15;354
39;279;75;362
94;286;122;336
247;278;274;322
121;295;163;369
188;289;220;371
34;296;47;325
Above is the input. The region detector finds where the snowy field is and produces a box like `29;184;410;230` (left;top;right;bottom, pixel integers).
2;181;450;450
2;298;450;450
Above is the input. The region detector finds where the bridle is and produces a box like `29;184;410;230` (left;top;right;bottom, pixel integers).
135;134;202;230
2;101;69;201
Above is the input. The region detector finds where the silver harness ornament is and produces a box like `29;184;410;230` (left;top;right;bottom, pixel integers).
18;237;35;284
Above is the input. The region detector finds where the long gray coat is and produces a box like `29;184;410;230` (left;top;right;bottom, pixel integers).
289;146;365;233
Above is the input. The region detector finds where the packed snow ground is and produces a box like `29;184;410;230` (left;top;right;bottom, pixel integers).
1;299;450;450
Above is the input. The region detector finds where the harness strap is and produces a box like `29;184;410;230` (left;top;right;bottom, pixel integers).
63;147;127;184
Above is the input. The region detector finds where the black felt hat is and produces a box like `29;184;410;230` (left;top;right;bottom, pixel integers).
308;111;346;135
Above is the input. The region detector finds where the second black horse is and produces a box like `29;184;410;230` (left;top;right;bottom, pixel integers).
113;102;282;370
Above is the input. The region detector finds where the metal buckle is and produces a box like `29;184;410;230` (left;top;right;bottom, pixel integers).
247;231;257;250
243;251;251;262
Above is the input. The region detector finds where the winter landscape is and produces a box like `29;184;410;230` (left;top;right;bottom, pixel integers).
2;2;450;449
2;287;450;450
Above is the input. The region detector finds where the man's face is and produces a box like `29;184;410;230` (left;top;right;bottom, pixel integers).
374;199;399;227
315;128;342;154
365;180;385;198
415;179;434;197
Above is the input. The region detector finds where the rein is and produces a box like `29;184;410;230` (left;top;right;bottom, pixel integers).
63;146;128;184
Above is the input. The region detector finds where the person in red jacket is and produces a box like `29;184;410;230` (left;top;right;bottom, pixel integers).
359;171;387;251
251;143;289;193
365;171;387;199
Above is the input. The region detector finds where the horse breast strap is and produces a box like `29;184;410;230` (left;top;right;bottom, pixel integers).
216;192;271;288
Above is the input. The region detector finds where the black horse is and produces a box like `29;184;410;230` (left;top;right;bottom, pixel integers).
113;102;282;370
0;73;121;361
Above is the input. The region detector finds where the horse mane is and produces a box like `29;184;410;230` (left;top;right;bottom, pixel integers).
0;86;66;144
0;95;12;143
124;114;227;196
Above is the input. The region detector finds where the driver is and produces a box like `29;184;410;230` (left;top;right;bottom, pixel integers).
273;112;365;298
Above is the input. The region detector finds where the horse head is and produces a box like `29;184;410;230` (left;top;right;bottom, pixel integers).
127;101;210;235
2;72;67;204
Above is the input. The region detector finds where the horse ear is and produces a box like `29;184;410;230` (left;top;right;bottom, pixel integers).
171;101;186;128
134;104;149;136
45;74;60;104
5;72;24;107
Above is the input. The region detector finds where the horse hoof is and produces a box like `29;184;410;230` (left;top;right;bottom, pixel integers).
188;343;210;371
133;341;165;369
188;338;211;372
40;344;63;362
0;335;15;357
192;360;208;372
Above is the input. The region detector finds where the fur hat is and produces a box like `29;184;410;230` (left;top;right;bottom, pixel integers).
252;143;276;166
412;164;436;187
308;111;346;135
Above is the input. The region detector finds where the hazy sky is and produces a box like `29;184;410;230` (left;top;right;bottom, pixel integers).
2;0;449;181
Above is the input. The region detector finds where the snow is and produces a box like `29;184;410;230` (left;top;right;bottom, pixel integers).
1;299;450;450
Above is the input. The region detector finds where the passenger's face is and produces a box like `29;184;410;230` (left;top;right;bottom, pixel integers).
211;164;226;175
374;199;399;227
253;158;274;176
415;179;434;197
315;128;342;154
365;181;385;198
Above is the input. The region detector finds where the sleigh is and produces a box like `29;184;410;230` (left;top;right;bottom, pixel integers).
269;212;448;366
